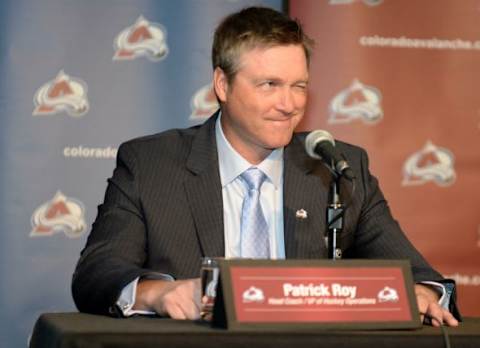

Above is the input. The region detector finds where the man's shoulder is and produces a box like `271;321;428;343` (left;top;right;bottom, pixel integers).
120;112;218;154
112;124;204;168
122;124;201;150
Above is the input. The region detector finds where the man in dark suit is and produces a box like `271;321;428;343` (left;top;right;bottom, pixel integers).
72;7;459;326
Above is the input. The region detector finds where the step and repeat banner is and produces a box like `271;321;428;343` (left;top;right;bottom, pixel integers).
0;1;282;346
1;1;478;346
291;0;480;316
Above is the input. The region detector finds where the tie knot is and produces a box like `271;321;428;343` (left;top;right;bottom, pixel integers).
241;167;267;191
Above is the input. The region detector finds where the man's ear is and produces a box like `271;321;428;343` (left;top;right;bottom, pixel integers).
213;67;228;103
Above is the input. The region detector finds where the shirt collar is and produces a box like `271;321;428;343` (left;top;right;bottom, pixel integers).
215;113;283;189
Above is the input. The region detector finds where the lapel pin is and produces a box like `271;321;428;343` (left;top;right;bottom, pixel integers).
296;209;308;220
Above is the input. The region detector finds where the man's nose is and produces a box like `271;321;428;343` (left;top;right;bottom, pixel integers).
277;88;295;114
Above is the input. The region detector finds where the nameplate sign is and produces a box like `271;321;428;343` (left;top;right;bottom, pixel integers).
212;259;421;330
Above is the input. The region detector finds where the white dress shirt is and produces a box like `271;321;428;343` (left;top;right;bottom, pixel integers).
216;114;285;259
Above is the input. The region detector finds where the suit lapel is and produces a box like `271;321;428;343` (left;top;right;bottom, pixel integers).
183;114;225;258
283;135;331;259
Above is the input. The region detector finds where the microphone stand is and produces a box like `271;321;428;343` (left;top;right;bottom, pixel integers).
327;173;344;260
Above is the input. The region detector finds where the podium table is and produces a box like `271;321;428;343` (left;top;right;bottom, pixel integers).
30;313;480;348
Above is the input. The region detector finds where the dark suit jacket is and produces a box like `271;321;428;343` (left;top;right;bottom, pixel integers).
72;113;459;318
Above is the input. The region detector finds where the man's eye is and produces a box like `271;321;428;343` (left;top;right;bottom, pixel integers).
262;81;277;88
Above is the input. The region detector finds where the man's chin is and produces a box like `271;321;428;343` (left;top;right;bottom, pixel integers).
263;134;294;150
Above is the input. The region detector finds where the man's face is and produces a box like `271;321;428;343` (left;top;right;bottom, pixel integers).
214;44;309;164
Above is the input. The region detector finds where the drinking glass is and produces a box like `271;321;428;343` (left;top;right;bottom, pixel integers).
200;257;219;321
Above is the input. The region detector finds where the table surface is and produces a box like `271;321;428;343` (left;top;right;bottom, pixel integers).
30;313;480;348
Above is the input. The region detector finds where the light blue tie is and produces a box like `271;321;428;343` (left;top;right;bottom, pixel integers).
240;167;270;259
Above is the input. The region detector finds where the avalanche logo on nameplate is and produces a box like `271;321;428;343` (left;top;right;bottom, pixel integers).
30;191;86;238
33;70;89;117
377;287;399;303
242;286;265;303
189;83;219;122
329;79;383;124
113;16;168;61
402;141;456;187
329;0;383;6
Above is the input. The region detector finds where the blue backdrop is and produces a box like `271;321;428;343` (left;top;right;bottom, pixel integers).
0;1;282;346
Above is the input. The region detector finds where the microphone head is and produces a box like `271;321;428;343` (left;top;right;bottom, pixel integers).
305;130;335;160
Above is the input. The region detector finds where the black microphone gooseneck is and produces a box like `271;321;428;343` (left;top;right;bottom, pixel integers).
305;130;355;260
327;178;343;260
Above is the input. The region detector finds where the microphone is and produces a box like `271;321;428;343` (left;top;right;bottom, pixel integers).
305;130;355;180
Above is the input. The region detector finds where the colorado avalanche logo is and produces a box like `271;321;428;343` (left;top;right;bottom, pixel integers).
329;79;383;124
113;16;168;61
402;141;456;187
30;191;87;238
242;286;265;303
33;70;89;117
377;287;399;303
189;83;219;122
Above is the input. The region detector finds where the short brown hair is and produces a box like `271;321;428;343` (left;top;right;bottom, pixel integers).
212;7;314;83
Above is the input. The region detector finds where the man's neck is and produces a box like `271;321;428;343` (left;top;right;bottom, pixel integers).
219;116;273;165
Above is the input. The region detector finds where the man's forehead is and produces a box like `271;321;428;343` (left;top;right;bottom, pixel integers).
236;45;309;78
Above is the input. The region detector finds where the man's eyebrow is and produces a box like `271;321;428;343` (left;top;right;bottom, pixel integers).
295;78;309;83
253;76;282;82
253;76;308;83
